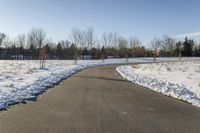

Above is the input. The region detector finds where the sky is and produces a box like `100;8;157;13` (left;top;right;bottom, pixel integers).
0;0;200;45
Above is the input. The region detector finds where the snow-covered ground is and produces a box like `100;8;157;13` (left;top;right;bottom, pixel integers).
116;59;200;107
0;57;199;110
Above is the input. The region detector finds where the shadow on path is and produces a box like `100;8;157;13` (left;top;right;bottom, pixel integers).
74;75;129;83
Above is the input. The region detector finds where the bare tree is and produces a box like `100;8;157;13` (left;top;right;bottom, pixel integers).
150;38;162;50
27;28;46;60
39;48;47;69
71;28;97;51
118;36;129;62
161;35;176;56
17;34;26;48
2;36;12;48
45;38;55;48
118;37;128;49
80;31;87;49
176;41;182;61
150;38;162;62
129;37;141;48
69;28;83;63
101;32;113;48
109;32;119;57
129;37;142;57
85;28;97;50
69;27;81;47
0;33;6;46
27;28;46;49
101;32;113;57
16;34;26;59
111;32;119;48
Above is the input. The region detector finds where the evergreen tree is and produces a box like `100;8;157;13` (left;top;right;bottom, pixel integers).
70;43;78;60
83;47;88;55
100;46;106;59
182;37;194;56
44;44;51;59
56;42;63;59
30;43;36;59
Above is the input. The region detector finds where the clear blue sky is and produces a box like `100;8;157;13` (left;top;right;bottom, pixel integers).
0;0;200;44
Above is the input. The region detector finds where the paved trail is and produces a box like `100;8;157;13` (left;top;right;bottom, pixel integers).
0;65;200;133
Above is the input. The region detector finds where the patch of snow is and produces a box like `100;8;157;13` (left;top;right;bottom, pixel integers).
116;60;200;107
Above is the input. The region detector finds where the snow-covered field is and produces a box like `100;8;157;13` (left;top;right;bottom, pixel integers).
0;57;199;110
0;58;147;110
116;59;200;107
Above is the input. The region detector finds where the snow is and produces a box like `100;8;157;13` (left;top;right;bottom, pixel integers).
0;57;199;110
116;59;200;107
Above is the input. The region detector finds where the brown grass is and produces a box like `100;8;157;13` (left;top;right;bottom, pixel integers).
132;65;139;69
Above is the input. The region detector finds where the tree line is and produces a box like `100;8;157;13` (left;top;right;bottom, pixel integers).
150;35;200;57
0;28;199;60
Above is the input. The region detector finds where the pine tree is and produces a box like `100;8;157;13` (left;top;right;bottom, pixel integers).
182;37;194;56
56;42;63;59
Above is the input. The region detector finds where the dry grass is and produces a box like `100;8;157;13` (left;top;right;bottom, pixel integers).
132;65;139;69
